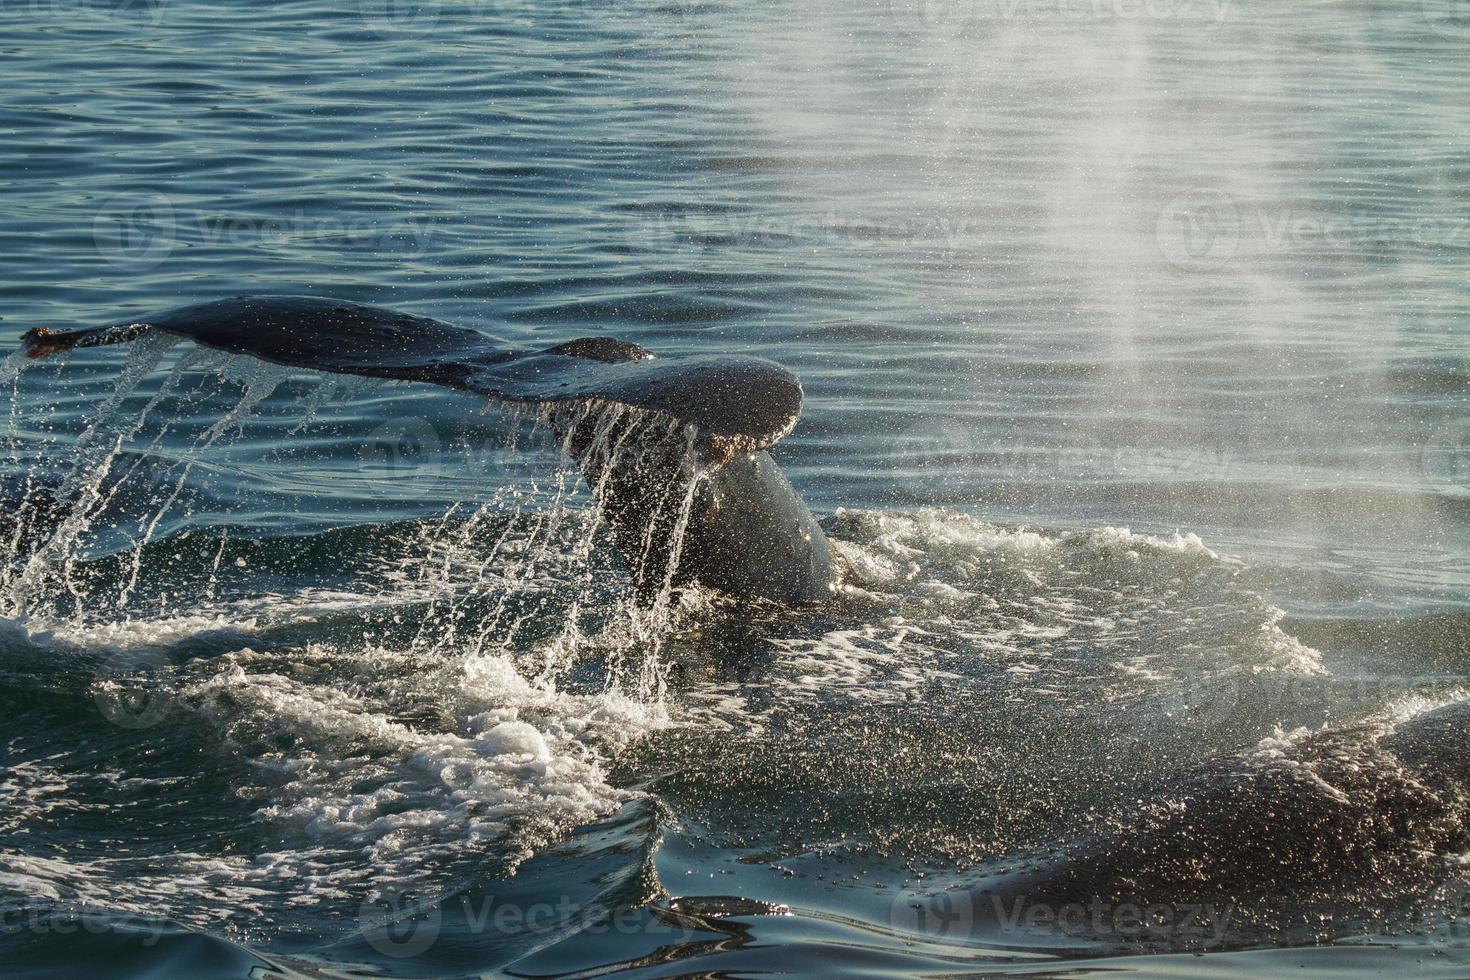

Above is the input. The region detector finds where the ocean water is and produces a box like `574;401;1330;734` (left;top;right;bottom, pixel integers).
1;0;1468;977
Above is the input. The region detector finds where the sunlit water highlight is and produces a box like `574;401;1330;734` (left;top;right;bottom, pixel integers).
0;0;1467;977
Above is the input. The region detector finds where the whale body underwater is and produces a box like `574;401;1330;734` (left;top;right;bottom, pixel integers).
20;295;837;604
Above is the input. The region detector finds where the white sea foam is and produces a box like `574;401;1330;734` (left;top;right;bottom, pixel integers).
0;619;662;932
752;509;1323;709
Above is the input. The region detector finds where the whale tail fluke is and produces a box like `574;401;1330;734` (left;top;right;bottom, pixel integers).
23;324;141;359
14;295;838;603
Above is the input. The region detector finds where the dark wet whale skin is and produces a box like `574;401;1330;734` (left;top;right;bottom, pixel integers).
963;700;1470;950
30;296;805;450
21;295;837;603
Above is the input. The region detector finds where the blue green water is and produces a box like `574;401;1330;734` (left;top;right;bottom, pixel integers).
1;0;1468;977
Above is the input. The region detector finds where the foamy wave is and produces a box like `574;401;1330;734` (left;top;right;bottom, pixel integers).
0;604;662;935
793;508;1320;696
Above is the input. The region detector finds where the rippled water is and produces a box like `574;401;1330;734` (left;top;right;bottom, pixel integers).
1;0;1468;977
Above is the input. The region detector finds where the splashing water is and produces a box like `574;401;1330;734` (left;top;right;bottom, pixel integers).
2;334;183;616
369;397;711;707
0;341;718;942
1;344;708;706
0;350;25;389
3;0;1468;974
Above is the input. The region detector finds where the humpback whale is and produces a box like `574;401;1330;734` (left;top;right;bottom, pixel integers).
20;295;837;604
933;699;1470;950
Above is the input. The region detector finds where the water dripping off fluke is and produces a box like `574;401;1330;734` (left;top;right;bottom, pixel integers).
0;348;26;388
2;333;187;618
3;293;834;707
379;398;713;705
2;333;713;707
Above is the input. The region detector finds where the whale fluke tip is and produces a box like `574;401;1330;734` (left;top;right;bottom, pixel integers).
21;328;68;360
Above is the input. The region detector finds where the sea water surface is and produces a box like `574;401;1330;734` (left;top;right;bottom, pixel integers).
1;0;1468;977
